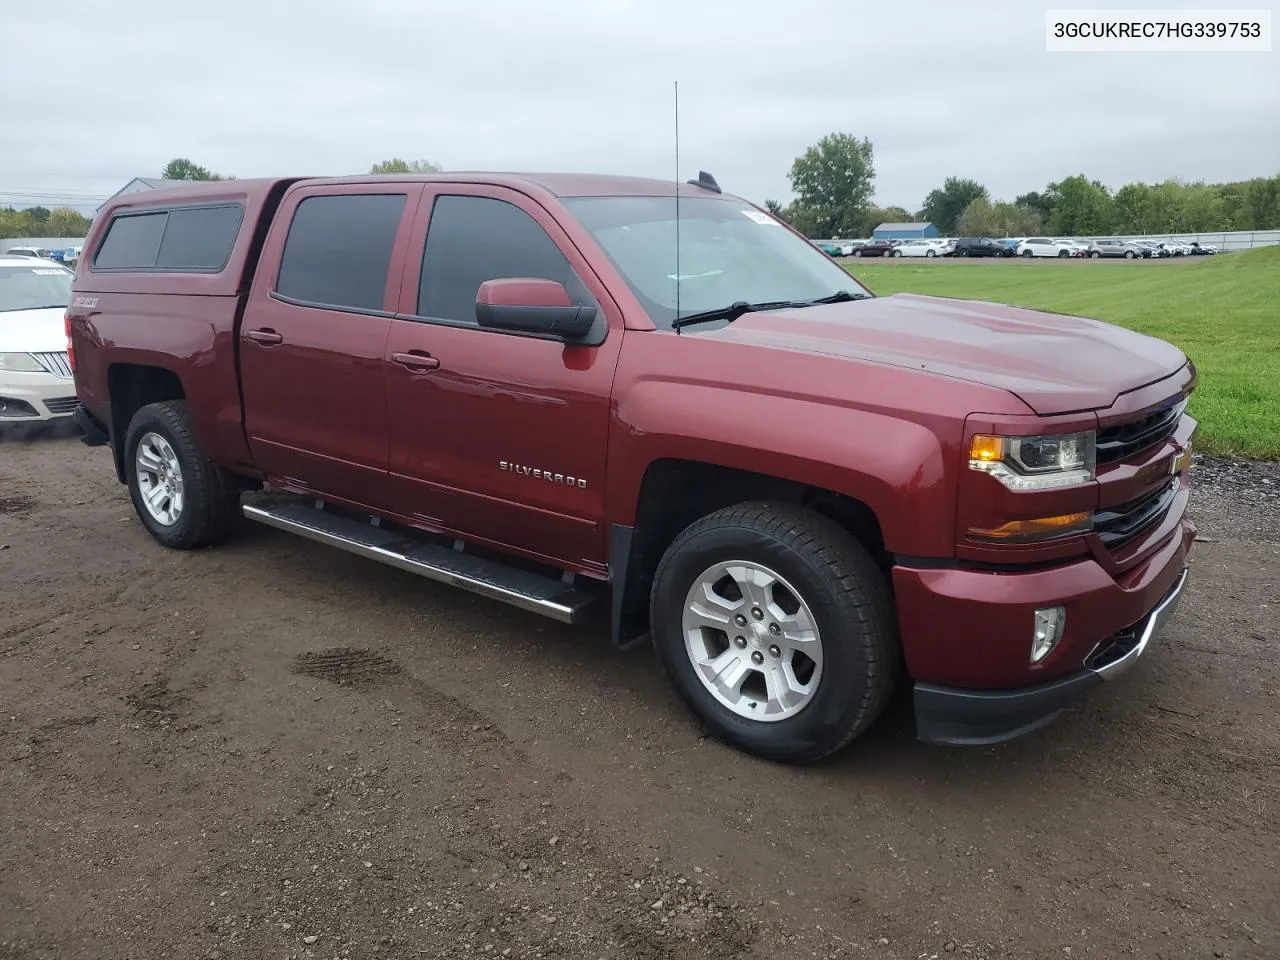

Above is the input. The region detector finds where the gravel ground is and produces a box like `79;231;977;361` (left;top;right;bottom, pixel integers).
1;434;1277;960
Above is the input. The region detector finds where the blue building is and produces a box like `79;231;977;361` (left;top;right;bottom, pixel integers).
872;221;938;240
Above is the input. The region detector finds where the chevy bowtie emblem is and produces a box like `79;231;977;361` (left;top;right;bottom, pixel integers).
500;461;587;489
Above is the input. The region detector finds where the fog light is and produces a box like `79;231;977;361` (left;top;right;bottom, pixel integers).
1031;606;1066;663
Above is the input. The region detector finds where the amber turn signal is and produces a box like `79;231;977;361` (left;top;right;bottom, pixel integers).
969;434;1004;462
968;512;1091;543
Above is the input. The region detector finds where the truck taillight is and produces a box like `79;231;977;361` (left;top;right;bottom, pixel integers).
65;314;75;374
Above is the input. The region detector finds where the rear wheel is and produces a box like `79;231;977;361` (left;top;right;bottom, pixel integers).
1089;251;1101;259
1021;249;1033;257
853;250;863;257
926;249;936;258
650;502;898;763
1058;249;1071;258
124;400;241;549
1125;250;1136;259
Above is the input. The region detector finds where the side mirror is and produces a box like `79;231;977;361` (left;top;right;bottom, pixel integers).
475;278;597;341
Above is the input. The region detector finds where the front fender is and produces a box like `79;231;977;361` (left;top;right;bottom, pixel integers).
607;379;960;558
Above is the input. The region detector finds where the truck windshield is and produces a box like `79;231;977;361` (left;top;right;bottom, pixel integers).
562;196;871;330
0;265;73;313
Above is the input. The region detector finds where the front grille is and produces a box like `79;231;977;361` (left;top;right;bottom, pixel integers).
1096;399;1185;464
1094;479;1177;549
31;351;73;380
43;396;79;415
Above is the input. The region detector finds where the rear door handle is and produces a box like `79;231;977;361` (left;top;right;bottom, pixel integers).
392;351;440;371
246;328;283;346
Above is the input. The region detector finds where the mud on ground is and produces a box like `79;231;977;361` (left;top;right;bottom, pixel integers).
1;437;1277;960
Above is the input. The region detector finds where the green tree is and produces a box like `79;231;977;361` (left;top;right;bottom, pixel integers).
46;207;91;238
858;204;912;237
957;198;1042;237
780;202;827;238
920;178;989;234
786;133;875;237
763;199;785;218
26;205;51;225
369;158;442;174
1047;175;1113;235
1014;190;1054;224
161;157;224;181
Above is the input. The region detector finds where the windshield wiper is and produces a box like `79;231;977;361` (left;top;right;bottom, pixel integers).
670;290;869;332
671;299;794;331
803;290;869;305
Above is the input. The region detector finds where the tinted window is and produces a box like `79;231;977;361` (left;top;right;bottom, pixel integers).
418;195;591;324
94;212;167;268
276;194;406;311
157;205;243;269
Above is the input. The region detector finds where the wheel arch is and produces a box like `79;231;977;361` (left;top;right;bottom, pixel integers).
107;363;186;482
607;455;921;648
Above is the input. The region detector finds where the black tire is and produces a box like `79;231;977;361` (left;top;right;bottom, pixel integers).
926;249;936;258
853;250;863;257
1021;249;1033;257
1124;250;1136;259
649;502;898;763
1089;251;1101;259
892;249;902;257
1058;249;1070;258
124;400;240;550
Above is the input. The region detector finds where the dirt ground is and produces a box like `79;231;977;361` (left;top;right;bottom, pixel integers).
1;433;1277;960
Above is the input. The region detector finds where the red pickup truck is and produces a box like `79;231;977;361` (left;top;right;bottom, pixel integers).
66;171;1195;762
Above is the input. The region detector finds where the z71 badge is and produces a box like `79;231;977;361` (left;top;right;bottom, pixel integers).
500;461;587;489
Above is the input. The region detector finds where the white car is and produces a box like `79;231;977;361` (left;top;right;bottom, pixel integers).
0;257;77;426
1017;237;1077;258
893;238;952;258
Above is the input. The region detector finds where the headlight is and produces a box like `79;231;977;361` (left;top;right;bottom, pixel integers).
969;430;1096;491
0;353;44;373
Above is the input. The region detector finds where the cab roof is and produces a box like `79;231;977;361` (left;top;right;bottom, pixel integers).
103;172;743;210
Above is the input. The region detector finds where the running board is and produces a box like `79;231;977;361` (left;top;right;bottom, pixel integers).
242;499;597;624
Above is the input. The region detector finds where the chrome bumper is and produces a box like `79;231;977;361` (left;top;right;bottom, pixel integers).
1090;565;1189;682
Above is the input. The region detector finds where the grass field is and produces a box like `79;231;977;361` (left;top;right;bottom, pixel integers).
847;248;1280;458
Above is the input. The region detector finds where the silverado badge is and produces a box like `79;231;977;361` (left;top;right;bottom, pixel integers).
500;461;587;489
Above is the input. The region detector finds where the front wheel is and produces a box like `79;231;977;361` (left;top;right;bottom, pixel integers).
650;502;898;763
124;400;241;549
1021;249;1033;257
1089;251;1101;259
892;249;902;257
925;249;936;258
1125;250;1136;259
1058;249;1071;258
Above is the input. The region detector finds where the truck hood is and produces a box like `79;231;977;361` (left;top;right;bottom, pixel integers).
700;293;1187;414
0;307;66;354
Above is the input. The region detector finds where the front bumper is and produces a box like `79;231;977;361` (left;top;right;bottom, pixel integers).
894;506;1195;746
0;370;78;422
913;565;1188;745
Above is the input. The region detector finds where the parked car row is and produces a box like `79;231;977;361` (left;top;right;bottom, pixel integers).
812;235;1220;260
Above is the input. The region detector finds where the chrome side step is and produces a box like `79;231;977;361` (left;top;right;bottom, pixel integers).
242;499;597;624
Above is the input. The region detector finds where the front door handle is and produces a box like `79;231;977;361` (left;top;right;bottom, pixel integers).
246;328;283;346
392;351;440;371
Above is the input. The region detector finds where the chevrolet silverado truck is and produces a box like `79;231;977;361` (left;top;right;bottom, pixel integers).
65;171;1196;762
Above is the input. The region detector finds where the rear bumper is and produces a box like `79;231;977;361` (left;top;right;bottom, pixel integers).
914;565;1188;745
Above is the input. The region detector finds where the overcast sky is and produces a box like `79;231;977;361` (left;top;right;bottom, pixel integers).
4;0;1277;213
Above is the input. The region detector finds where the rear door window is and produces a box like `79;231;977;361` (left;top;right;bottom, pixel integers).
275;194;407;312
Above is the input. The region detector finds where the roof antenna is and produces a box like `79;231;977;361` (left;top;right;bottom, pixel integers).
674;79;682;335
